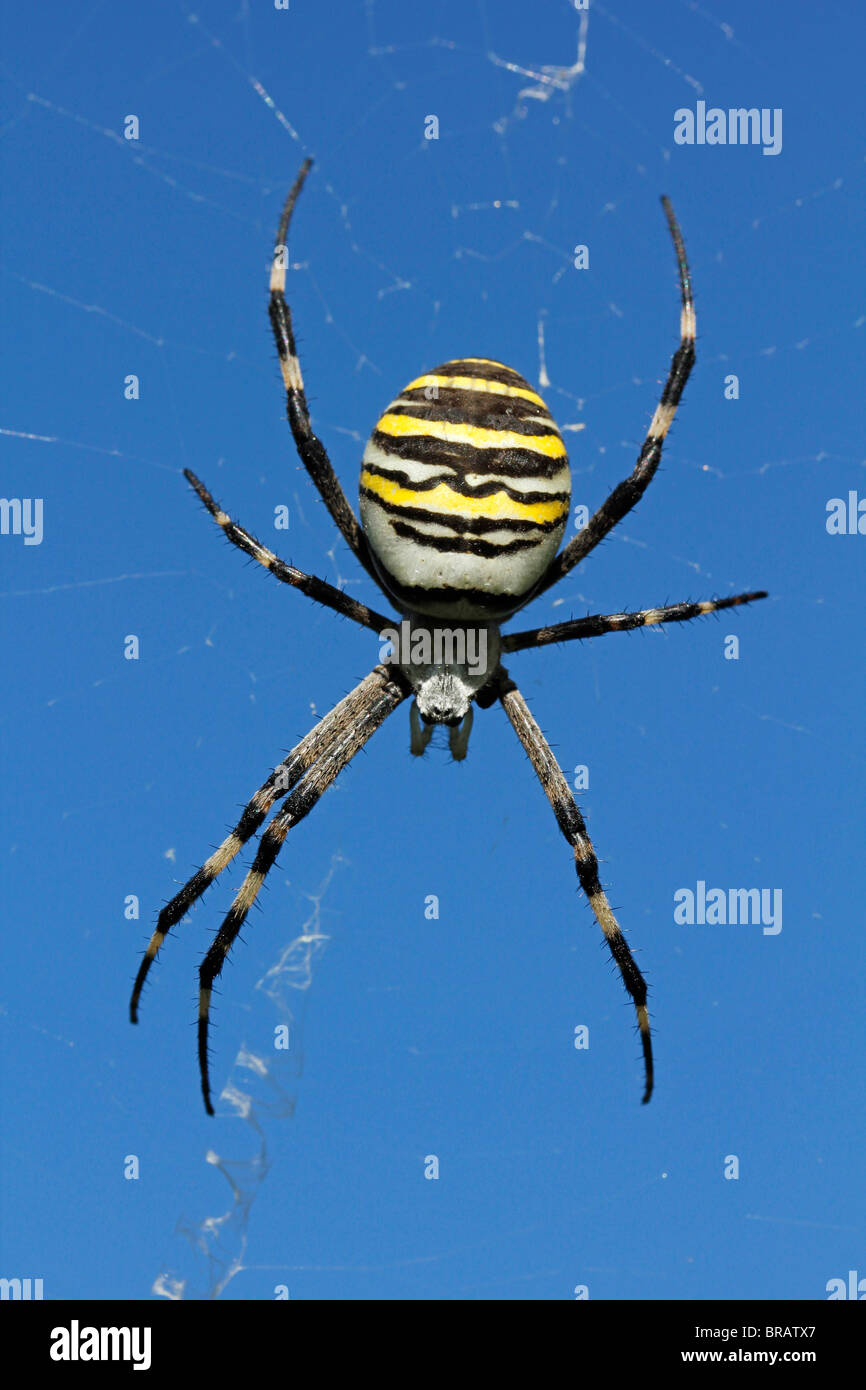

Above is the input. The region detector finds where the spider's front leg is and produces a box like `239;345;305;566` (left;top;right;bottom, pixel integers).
532;195;697;599
269;158;379;583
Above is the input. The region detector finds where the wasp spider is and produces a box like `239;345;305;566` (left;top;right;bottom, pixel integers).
130;159;766;1114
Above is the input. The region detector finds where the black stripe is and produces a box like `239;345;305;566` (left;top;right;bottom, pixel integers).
371;431;567;480
373;572;523;618
361;463;569;507
392;390;554;426
389;520;540;558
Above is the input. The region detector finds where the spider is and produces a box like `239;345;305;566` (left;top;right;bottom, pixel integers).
130;158;767;1114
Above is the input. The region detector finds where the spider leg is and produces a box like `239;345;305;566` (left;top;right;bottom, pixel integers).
503;590;767;653
197;665;408;1114
184;469;393;635
130;667;400;1024
269;159;379;583
532;196;696;599
498;673;653;1104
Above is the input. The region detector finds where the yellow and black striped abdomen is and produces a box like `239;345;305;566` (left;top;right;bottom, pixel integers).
359;359;571;620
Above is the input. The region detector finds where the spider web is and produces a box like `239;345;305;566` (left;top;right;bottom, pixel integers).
2;0;863;1302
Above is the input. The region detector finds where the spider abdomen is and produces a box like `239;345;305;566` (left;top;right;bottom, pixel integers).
359;358;571;620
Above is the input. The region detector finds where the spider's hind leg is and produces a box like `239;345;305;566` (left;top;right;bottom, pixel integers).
129;669;403;1025
196;665;408;1114
499;674;654;1104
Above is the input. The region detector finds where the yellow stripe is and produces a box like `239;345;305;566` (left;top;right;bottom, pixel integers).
375;412;566;459
361;469;568;524
403;373;548;410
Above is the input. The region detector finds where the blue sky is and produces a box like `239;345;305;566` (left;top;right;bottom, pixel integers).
2;0;864;1301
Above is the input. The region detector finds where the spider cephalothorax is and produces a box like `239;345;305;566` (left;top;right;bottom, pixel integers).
130;157;766;1115
378;614;502;755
